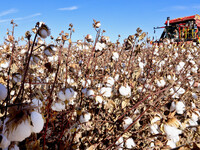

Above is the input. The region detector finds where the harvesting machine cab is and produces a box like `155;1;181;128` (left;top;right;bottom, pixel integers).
154;14;200;44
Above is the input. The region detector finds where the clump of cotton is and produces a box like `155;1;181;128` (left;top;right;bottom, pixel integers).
119;84;131;97
100;87;112;97
125;138;136;149
80;112;91;123
51;101;65;111
0;134;10;149
170;101;185;114
123;117;133;130
0;84;7;101
3;119;32;142
30;111;44;133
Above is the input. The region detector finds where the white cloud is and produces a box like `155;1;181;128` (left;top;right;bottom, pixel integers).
0;9;18;17
57;6;78;11
0;13;41;23
159;5;188;12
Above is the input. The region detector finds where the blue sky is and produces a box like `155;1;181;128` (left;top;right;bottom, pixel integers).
0;0;200;44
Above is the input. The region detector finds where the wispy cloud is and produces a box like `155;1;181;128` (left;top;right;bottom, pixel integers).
159;5;188;12
0;13;41;23
0;8;18;17
57;6;78;11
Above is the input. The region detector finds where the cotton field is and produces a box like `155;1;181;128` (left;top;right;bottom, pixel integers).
0;20;200;149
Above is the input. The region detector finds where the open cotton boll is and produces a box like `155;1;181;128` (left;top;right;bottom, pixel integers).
65;88;75;101
0;134;10;149
166;139;176;149
95;42;106;51
51;101;65;111
125;138;136;149
58;90;66;101
4;119;32;142
119;84;131;97
123;117;133;130
192;92;198;99
176;101;185;114
106;77;115;87
115;74;119;81
10;144;20;150
100;87;112;97
31;98;43;108
0;84;7;101
30;111;44;133
164;124;182;143
86;89;95;98
115;137;124;149
95;96;103;104
79;113;91;123
170;101;185;114
112;52;119;61
81;79;91;87
150;124;159;134
156;79;166;87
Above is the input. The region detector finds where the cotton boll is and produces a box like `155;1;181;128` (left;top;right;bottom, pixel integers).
10;144;20;150
86;89;95;98
31;98;43;108
115;74;119;81
112;52;119;61
100;87;112;97
81;88;87;95
4;119;32;142
115;137;124;149
192;92;198;99
95;42;106;51
0;84;7;101
95;96;103;104
175;101;185;114
65;88;75;100
31;111;44;133
44;49;52;56
125;138;136;149
106;77;115;87
164;124;182;143
119;84;131;97
0;134;10;149
123;117;133;130
156;79;166;87
51;101;65;111
166;139;176;149
79;113;91;123
58;90;66;101
0;61;10;68
170;101;176;112
150;124;159;134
